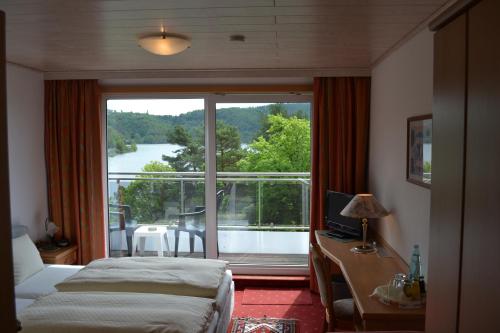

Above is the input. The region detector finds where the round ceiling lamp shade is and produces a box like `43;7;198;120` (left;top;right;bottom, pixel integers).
138;33;191;56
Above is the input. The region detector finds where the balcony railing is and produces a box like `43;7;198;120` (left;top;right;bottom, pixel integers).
108;171;310;231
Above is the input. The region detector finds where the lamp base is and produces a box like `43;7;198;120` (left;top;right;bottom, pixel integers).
351;244;376;254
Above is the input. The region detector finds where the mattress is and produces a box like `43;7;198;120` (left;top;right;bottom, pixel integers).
216;281;235;333
15;264;83;299
16;295;228;333
18;292;216;333
215;270;232;310
208;311;220;333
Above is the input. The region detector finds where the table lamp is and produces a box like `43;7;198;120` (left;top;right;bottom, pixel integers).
340;193;389;254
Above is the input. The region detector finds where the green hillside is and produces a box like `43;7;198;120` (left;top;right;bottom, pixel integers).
107;103;310;144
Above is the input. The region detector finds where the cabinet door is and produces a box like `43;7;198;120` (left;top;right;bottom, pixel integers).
460;0;500;331
0;11;17;333
426;13;467;333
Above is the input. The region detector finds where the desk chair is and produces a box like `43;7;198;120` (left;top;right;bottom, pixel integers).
109;204;138;256
310;243;354;332
172;190;224;258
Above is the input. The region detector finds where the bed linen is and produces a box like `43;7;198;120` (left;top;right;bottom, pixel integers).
216;281;235;333
15;264;83;299
18;291;215;333
15;298;35;313
56;257;227;298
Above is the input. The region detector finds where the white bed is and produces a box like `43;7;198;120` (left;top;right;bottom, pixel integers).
12;225;234;333
15;264;83;299
15;263;234;333
15;298;35;313
19;292;218;333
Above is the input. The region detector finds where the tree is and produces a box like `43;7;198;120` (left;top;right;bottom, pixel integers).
107;126;137;156
238;115;311;227
216;121;245;171
268;103;288;117
256;103;288;140
163;125;205;171
239;115;310;172
121;161;177;224
163;123;246;172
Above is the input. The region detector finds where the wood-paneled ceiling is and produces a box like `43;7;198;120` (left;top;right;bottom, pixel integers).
0;0;449;74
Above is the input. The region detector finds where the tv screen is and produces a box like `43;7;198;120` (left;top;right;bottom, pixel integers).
325;191;362;238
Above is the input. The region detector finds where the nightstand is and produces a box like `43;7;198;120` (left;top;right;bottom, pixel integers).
38;245;78;265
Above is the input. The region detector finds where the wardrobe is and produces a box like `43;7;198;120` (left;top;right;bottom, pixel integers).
426;0;500;332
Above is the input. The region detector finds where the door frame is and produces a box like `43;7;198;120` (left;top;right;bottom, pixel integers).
101;92;312;275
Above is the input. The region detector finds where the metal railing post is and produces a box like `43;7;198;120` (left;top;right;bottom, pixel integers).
116;178;120;202
180;179;184;213
301;182;306;227
230;181;236;219
257;181;262;227
306;184;310;229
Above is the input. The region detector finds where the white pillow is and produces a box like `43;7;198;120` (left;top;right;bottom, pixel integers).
12;234;44;285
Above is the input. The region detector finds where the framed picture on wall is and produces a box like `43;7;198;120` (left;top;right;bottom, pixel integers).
407;114;432;188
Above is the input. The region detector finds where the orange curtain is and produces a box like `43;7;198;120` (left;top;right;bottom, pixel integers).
45;80;105;264
310;77;371;290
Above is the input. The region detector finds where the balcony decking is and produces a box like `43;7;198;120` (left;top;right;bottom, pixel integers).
110;228;309;266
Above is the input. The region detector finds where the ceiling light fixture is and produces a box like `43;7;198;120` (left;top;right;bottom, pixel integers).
138;32;191;56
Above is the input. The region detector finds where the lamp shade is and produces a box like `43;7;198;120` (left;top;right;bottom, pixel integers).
138;33;191;56
340;193;389;219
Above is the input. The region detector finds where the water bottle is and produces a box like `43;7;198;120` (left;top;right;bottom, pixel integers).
408;244;422;300
409;244;421;281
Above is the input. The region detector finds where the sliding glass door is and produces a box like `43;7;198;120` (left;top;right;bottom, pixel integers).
106;98;206;258
104;94;311;271
214;98;311;267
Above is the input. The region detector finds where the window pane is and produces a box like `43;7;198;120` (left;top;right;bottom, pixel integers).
106;99;206;258
215;102;311;266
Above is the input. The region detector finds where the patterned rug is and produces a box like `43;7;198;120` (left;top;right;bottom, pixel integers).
231;317;298;333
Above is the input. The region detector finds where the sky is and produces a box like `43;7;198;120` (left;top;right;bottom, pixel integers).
107;99;272;116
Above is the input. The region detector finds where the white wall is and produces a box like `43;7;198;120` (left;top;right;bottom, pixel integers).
7;63;47;241
369;29;433;274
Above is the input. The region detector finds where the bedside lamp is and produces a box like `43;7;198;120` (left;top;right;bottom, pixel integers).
340;194;388;254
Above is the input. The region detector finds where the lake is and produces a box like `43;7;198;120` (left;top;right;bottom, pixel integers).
108;144;182;173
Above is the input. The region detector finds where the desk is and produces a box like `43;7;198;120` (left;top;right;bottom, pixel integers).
316;231;425;331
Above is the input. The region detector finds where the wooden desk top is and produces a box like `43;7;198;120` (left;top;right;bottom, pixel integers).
316;231;425;322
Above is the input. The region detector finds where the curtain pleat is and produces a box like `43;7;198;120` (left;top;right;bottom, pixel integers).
45;80;105;264
310;77;371;291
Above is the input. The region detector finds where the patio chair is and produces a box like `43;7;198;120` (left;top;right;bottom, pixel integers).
108;204;138;256
172;190;224;258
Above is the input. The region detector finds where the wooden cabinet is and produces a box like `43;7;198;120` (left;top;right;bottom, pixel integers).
426;13;467;333
427;0;500;332
459;1;500;331
39;245;78;265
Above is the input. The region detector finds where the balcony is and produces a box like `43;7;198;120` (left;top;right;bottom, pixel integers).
107;171;310;266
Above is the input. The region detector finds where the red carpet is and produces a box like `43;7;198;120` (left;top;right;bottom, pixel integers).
243;288;313;305
232;288;324;333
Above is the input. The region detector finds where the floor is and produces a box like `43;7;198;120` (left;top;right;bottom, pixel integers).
110;229;310;265
230;287;325;333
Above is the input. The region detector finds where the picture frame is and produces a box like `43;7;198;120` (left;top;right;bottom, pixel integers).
406;114;432;188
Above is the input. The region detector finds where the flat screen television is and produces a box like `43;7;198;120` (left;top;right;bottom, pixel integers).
325;190;362;238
